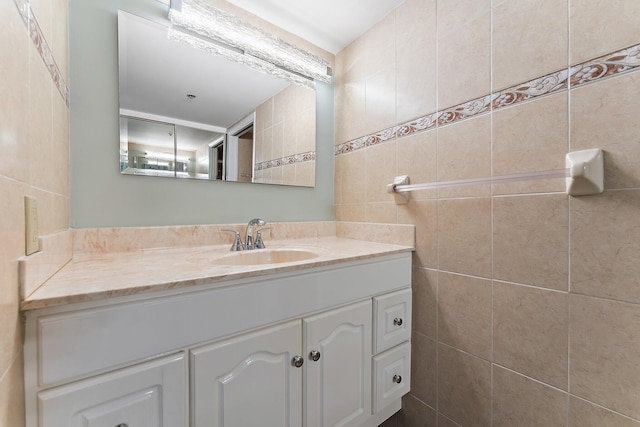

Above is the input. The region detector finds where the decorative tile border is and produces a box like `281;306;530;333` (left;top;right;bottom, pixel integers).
396;112;439;138
334;113;438;155
13;0;69;107
491;69;570;110
438;95;492;126
569;44;640;88
14;0;29;23
335;42;640;157
334;135;367;155
255;151;316;171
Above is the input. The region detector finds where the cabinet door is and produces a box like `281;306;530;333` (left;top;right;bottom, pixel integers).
38;353;185;427
191;320;303;427
304;300;372;427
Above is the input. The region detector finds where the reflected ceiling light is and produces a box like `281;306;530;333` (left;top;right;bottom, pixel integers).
168;0;332;87
145;151;191;163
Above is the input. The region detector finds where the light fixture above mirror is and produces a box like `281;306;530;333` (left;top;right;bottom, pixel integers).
168;0;332;88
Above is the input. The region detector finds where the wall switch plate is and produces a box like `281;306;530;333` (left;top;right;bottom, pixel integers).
25;196;39;255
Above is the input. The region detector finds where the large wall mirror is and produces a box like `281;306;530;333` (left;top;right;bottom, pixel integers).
117;10;317;187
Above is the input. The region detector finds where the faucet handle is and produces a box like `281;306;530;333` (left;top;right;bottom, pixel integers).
221;229;245;251
255;227;272;249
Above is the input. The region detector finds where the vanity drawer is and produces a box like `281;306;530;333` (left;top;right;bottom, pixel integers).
372;342;411;413
373;288;411;354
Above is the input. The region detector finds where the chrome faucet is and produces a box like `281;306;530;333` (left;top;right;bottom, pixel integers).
245;218;266;250
255;227;272;249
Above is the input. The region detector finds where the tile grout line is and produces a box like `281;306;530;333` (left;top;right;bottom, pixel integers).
393;6;399;227
570;292;640;308
434;1;440;421
492;278;569;295
566;2;573;421
570;395;640;424
0;350;23;385
438;341;491;364
435;269;578;297
494;363;569;394
489;5;495;423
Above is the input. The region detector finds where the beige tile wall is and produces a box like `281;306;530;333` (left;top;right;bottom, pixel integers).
0;0;69;425
335;0;640;425
254;83;316;186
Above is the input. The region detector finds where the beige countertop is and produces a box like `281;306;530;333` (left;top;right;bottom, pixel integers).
21;237;413;311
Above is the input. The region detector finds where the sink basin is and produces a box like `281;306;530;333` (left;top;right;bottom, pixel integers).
207;248;320;266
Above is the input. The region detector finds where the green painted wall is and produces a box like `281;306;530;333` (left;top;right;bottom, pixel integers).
69;0;334;227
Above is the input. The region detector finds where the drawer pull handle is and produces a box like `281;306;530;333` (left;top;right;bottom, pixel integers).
116;424;129;427
393;317;403;326
392;374;402;384
309;350;321;361
292;356;304;368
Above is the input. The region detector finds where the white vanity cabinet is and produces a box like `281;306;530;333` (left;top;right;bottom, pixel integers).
37;353;186;427
23;252;412;427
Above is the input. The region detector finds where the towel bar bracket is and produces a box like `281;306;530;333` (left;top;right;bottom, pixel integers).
386;175;410;205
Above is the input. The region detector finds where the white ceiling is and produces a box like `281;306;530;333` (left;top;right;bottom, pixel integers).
224;0;405;54
124;117;223;152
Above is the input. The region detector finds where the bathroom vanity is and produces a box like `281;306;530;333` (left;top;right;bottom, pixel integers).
21;235;413;427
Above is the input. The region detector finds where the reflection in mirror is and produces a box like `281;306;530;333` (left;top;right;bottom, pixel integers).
233;124;254;183
119;116;224;179
117;10;316;187
253;85;316;187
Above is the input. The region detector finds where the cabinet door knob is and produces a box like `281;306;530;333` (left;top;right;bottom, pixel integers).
392;374;402;384
393;317;403;326
309;350;321;361
292;355;304;368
